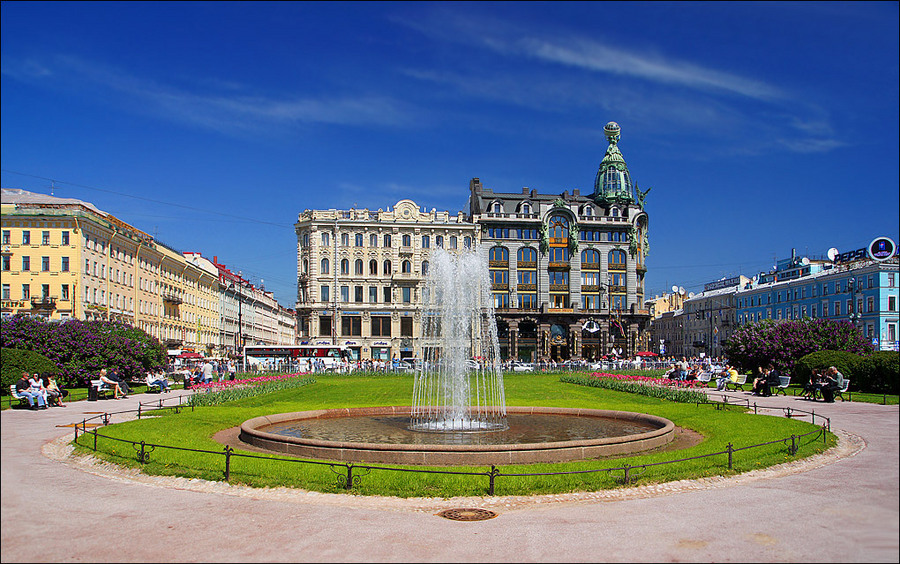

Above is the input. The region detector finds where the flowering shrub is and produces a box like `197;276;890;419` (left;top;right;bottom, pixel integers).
0;314;167;387
560;373;711;403
188;373;315;407
725;318;873;374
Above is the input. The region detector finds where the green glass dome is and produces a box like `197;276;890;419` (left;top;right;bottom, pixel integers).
593;121;635;204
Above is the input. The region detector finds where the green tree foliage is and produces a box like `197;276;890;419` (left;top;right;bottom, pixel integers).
724;318;873;375
793;349;899;393
1;348;59;394
792;350;864;387
0;314;167;387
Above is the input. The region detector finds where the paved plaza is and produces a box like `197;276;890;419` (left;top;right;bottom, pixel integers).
2;388;898;563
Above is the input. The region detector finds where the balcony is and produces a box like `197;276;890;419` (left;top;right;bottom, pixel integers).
399;246;413;255
549;284;569;292
517;261;536;269
489;260;509;268
163;293;183;305
608;262;627;270
491;283;509;291
30;297;56;310
548;262;569;269
517;283;536;292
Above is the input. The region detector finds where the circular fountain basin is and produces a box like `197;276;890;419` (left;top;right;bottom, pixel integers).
240;406;675;465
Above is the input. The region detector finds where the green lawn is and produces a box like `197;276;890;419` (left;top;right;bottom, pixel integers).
72;372;841;497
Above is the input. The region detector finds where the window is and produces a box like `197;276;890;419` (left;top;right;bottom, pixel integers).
321;232;330;246
889;296;897;312
42;231;50;245
867;296;874;313
319;316;332;336
355;259;364;275
22;231;30;245
834;301;841;316
369;286;378;303
320;285;330;302
521;203;531;214
22;256;30;271
61;285;69;300
608;249;627;267
42;256;50;271
401;317;413;337
1;230;9;244
41;284;50;299
436;235;444;248
341;286;349;302
384;234;391;247
402;287;411;303
369;259;378;275
320;258;330;274
371;316;392;337
341;259;350;275
493;293;509;308
402;234;411;247
383;286;392;303
518;247;537;264
341;316;362;336
422;260;429;275
449;236;457;249
549;247;569;263
1;284;9;299
355;233;363;247
355;286;363;302
370;233;378;247
402;260;412;274
492;202;502;214
422;235;430;248
383;260;392;275
22;284;30;300
464;236;472;249
341;233;349;246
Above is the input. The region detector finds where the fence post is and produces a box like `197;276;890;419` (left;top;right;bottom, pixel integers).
753;402;757;415
224;446;232;481
726;442;733;469
823;425;827;446
93;427;98;451
623;464;631;485
789;435;797;455
138;404;142;419
345;464;354;490
811;410;815;426
488;465;498;496
139;441;146;463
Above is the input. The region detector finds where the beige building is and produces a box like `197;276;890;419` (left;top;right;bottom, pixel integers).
2;188;296;356
295;199;477;361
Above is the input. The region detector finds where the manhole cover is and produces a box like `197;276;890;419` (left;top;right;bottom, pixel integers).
436;508;498;522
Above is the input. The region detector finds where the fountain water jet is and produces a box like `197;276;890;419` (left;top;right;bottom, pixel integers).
410;248;506;432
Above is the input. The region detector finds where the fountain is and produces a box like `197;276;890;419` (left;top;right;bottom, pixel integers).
239;247;674;465
410;248;506;432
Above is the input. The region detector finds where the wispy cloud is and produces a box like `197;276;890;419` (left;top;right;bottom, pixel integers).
3;55;415;134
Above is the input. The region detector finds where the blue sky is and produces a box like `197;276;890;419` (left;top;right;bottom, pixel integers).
3;1;898;307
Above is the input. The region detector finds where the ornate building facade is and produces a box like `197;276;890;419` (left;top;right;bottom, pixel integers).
469;122;651;361
294;200;477;361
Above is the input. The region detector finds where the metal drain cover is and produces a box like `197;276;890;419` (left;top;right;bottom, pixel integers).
436;508;498;522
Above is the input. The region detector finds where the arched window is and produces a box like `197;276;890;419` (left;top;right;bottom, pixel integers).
341;233;349;246
302;259;308;275
521;202;531;214
369;259;378;275
583;206;593;217
383;260;392;275
402;260;412;273
517;247;537;263
492;202;502;214
384;234;392;247
422;235;430;248
369;234;378;247
321;232;330;246
436;235;444;248
422;260;429;275
402;234;411;247
340;259;349;275
354;259;363;275
355;234;363;247
489;246;509;264
450;236;458;249
548;215;569;239
464;236;472;249
302;233;309;247
608;249;627;267
321;258;330;274
611;207;619;217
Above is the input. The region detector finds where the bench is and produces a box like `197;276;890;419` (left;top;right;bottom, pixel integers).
90;379;115;399
835;379;851;401
726;374;748;392
774;375;791;396
695;371;714;386
9;385;33;408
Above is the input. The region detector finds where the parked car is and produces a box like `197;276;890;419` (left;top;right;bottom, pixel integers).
511;362;534;372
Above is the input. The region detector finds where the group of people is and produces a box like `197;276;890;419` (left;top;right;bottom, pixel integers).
803;366;845;403
98;368;132;399
14;371;67;410
750;364;783;397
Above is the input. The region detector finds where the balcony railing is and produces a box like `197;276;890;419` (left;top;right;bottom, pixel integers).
30;297;56;310
489;260;509;268
517;283;536;292
549;284;569;292
492;283;509;291
608;262;627;270
517;261;536;269
163;293;183;305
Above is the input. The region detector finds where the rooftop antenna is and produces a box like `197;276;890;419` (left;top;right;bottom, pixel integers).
49;180;56;197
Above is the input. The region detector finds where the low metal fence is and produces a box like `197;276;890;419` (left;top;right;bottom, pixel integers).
72;394;832;496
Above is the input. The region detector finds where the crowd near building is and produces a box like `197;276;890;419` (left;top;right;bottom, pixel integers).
1;188;296;358
647;240;899;358
296;122;653;362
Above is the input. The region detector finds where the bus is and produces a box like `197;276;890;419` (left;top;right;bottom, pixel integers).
242;344;351;373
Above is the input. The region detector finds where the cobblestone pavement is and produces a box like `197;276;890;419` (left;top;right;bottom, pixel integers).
2;389;898;562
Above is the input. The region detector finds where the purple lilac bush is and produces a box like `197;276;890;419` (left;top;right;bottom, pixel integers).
0;314;167;386
724;317;873;374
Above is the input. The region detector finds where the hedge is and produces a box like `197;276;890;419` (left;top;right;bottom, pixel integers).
793;349;899;393
1;348;60;394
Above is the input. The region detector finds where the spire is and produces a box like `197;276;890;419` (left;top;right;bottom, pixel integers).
593;121;635;204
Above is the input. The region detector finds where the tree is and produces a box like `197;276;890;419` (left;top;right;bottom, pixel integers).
724;318;873;374
0;314;167;386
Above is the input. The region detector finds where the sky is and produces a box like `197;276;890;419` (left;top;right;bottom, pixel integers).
2;1;898;307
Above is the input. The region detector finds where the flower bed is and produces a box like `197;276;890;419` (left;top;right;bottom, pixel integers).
188;373;316;407
560;372;711;403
